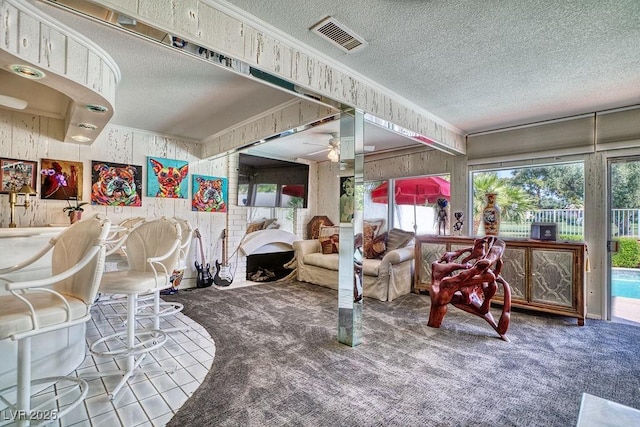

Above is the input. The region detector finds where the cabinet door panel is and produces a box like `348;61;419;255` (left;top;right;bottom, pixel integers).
418;243;447;288
531;249;574;306
499;247;527;301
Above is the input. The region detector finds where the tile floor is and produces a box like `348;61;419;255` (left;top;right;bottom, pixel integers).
10;296;216;427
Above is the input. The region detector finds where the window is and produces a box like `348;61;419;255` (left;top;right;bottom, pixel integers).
471;162;585;239
364;175;450;235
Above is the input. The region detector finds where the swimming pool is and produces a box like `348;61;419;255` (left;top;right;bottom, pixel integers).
612;268;640;299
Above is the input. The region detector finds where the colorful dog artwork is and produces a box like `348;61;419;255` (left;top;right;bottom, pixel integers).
91;161;142;206
192;175;227;212
147;157;189;198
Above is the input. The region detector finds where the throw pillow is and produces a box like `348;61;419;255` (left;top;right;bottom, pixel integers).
246;220;265;234
362;222;380;258
364;219;385;236
307;216;334;239
262;218;279;229
318;225;340;254
365;232;387;259
385;228;415;252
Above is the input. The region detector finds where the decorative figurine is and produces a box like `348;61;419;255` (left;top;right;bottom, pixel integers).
437;198;448;235
453;211;464;236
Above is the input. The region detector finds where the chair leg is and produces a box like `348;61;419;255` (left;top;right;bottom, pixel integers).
17;337;31;427
0;337;89;427
153;291;189;334
83;293;173;400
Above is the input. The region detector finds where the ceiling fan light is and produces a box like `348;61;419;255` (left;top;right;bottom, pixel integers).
327;149;339;162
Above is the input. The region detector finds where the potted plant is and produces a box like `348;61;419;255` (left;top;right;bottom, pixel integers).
63;198;89;224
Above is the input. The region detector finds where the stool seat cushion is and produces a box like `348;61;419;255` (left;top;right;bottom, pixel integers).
100;270;171;295
0;294;87;340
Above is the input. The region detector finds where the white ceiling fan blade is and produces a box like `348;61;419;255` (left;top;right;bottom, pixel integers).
307;147;330;156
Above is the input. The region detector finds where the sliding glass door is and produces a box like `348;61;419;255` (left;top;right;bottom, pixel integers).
608;158;640;325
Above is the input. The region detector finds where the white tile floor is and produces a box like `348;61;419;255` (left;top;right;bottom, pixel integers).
21;297;215;427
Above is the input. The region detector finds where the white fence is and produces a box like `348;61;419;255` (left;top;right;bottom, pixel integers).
502;209;640;239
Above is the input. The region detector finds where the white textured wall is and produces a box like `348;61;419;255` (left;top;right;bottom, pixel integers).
0;109;227;287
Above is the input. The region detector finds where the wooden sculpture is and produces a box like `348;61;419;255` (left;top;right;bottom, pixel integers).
427;236;512;341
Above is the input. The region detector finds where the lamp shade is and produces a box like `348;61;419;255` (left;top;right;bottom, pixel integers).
18;184;36;195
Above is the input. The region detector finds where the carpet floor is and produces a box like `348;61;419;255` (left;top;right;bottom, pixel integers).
163;280;640;426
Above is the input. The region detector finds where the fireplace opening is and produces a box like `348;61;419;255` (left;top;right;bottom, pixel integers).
246;250;295;282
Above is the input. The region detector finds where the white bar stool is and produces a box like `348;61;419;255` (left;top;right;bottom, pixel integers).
84;216;182;400
0;215;111;427
138;217;193;332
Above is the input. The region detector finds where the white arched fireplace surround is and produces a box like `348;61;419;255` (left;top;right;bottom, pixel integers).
238;229;299;282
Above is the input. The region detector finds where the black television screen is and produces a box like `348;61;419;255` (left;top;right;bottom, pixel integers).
238;153;309;208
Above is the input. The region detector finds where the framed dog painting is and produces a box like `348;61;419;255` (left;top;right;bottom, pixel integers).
147;156;189;198
192;174;227;212
91;160;143;206
0;158;37;194
40;158;83;200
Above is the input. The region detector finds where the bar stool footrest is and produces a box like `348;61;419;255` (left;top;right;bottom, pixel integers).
88;329;167;359
0;376;88;427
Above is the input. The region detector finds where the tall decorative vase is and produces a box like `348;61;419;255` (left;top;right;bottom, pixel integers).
482;193;500;236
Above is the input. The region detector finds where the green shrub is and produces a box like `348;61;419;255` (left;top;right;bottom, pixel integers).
612;238;640;268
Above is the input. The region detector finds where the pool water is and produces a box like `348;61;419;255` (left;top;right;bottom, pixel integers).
612;270;640;299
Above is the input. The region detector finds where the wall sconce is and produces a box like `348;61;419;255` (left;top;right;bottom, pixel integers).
9;184;36;228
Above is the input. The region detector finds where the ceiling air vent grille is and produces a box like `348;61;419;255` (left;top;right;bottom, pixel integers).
311;17;367;53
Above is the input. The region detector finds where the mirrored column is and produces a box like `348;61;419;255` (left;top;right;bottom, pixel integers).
338;108;364;346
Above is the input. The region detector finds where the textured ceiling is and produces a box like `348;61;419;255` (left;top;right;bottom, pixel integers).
219;0;640;134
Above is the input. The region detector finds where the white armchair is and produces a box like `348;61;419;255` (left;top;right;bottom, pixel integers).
0;214;111;426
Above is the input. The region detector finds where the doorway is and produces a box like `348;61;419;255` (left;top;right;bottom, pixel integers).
608;157;640;325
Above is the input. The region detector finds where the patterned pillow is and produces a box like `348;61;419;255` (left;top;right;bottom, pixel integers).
307;216;334;239
263;219;280;229
318;225;340;254
362;222;380;258
246;220;265;234
364;219;385;236
365;232;387;259
385;228;415;252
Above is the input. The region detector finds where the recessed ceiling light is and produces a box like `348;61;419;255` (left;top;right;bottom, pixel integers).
0;95;27;110
85;104;109;113
10;64;45;79
71;135;92;143
77;122;98;130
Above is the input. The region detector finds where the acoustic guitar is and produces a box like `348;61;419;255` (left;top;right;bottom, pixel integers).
214;229;233;287
194;228;213;288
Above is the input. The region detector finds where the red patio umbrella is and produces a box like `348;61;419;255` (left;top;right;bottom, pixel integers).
371;176;450;233
281;184;306;198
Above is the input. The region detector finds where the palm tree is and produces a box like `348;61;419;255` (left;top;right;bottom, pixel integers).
472;172;534;234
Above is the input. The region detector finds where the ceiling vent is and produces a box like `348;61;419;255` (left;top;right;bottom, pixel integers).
310;17;367;53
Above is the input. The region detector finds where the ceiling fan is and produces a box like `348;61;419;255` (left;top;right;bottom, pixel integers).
306;133;375;162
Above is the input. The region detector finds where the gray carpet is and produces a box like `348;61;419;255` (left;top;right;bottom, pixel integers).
163;281;640;426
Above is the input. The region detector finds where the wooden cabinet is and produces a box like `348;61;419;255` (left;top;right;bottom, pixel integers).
414;236;587;325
